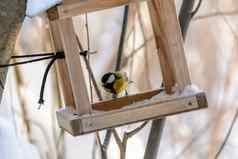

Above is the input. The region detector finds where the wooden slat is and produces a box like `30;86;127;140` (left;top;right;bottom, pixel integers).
148;0;191;91
92;89;163;111
148;1;175;94
57;0;141;19
49;20;76;109
58;18;91;114
57;91;208;136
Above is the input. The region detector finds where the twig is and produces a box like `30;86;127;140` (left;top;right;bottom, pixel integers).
144;119;166;159
102;5;130;158
85;13;95;106
120;122;148;159
213;7;238;159
112;129;123;150
174;115;218;159
115;5;129;71
190;0;203;17
125;121;148;138
15;110;54;159
14;66;32;141
75;35;106;159
121;37;154;68
103;130;112;150
214;109;238;159
75;36;103;100
56;130;65;159
179;0;196;39
194;10;238;21
136;2;152;88
0;77;4;89
92;137;98;159
175;5;238;159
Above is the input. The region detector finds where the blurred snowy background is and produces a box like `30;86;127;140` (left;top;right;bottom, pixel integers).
1;0;238;159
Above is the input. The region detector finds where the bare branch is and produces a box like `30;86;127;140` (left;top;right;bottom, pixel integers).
121;37;154;68
92;137;98;159
190;0;203;17
103;130;112;149
214;109;238;159
115;5;129;71
213;8;238;158
144;119;166;159
112;129;123;150
0;78;4;89
102;5;130;158
95;132;103;147
194;10;238;21
125;122;148;139
75;35;103;100
174;116;217;159
75;35;106;159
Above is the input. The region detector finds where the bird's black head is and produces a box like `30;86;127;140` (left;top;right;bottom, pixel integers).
101;72;115;84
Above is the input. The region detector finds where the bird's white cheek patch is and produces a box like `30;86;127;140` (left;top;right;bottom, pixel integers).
106;75;115;84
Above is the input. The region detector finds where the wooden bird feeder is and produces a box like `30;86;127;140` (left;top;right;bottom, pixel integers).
47;0;208;136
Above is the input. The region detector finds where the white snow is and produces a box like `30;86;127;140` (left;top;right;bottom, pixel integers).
0;118;40;159
181;84;202;96
26;0;63;17
123;84;201;109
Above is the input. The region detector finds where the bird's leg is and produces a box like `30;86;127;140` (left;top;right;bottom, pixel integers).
125;90;128;96
112;94;117;99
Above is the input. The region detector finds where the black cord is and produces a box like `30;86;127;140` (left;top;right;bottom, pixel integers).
0;51;65;108
38;52;65;108
11;53;55;59
0;55;57;68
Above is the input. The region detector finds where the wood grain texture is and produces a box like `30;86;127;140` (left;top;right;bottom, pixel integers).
148;1;175;94
57;91;207;136
148;0;191;91
57;0;142;19
92;89;163;111
49;20;76;110
58;18;91;114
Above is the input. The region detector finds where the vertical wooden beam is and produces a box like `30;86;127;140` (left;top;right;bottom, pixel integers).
49;20;76;110
58;18;91;114
145;1;192;159
148;0;191;91
148;1;175;93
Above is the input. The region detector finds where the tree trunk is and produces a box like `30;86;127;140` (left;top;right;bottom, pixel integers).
0;0;26;101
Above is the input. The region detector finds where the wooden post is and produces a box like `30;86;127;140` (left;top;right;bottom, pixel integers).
145;1;193;159
49;20;76;110
58;18;91;114
148;0;191;92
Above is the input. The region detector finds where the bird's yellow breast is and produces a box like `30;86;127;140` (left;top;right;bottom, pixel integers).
113;78;128;94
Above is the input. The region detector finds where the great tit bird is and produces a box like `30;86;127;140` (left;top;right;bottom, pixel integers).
101;72;129;96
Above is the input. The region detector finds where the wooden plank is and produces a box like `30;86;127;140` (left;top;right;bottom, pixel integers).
47;6;59;21
49;20;76;110
148;1;175;94
57;0;141;19
147;0;191;91
57;91;208;136
92;89;163;111
58;18;91;114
